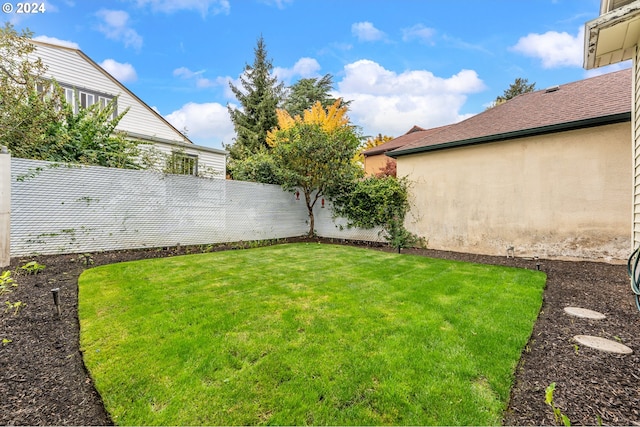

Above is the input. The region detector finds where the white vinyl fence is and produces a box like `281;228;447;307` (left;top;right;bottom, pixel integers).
0;148;9;266
9;158;383;256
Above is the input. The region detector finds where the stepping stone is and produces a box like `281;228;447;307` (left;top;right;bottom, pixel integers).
564;306;606;320
573;335;633;354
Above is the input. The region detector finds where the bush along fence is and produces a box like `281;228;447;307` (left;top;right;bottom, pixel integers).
8;158;383;257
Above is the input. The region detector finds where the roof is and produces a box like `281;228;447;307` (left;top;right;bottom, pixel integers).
363;124;452;157
389;68;631;158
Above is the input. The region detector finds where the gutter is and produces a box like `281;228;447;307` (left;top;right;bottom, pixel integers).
387;113;631;158
126;131;228;155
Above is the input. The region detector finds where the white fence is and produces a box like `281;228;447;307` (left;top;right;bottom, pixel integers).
0;148;9;266
9;158;383;257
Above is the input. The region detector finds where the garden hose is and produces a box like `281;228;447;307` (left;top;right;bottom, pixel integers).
626;246;640;312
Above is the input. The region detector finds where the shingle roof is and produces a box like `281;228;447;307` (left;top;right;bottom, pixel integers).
388;68;632;157
363;124;453;157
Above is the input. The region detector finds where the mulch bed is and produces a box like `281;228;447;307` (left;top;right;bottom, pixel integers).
1;237;639;425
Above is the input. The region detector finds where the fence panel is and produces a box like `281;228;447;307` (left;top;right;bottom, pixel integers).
10;159;383;256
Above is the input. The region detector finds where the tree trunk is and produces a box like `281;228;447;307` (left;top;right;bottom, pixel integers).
307;204;315;237
304;190;315;237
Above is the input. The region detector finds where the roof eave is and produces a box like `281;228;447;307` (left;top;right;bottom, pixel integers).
126;131;228;155
584;1;640;70
388;113;631;158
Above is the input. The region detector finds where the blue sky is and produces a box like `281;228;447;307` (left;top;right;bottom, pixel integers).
3;0;630;149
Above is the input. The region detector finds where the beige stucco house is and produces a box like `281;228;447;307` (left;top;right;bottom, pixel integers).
363;125;451;176
388;69;632;261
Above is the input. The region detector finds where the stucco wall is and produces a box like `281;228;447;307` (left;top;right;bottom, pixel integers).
364;153;394;176
397;123;632;261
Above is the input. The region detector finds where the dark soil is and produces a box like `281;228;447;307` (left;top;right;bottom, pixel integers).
1;237;639;426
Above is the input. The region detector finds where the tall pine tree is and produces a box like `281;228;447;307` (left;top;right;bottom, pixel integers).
226;36;284;177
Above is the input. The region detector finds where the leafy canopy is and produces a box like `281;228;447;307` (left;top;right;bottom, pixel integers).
354;133;394;166
333;175;423;251
267;99;350;146
282;74;349;118
0;23;62;156
0;23;140;168
269;100;363;236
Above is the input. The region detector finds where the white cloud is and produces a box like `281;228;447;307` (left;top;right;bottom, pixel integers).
165;102;235;148
511;27;583;68
33;35;79;49
351;21;386;42
258;0;293;9
96;9;143;50
173;66;227;89
335;59;486;137
173;66;201;79
100;59;138;83
134;0;230;16
273;57;321;82
402;24;436;44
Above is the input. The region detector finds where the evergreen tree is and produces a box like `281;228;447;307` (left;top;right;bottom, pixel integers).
490;77;536;108
226;36;284;176
283;74;348;118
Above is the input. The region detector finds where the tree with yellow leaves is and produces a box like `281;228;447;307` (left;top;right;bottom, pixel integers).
267;99;350;147
269;99;363;236
353;133;394;166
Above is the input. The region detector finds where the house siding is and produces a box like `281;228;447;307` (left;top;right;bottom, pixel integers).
398;123;632;261
141;141;227;178
33;44;185;143
31;42;227;178
634;45;640;248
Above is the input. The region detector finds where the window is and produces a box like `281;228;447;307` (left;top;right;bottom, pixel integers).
35;81;118;119
64;87;75;105
58;84;118;119
79;92;95;109
166;152;199;176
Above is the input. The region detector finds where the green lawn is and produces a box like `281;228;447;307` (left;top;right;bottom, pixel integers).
79;243;546;426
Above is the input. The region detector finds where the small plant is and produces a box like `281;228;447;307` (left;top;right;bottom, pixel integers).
4;301;26;315
20;260;45;275
0;271;17;296
200;244;215;253
1;338;12;346
382;216;425;253
545;382;571;426
79;253;94;266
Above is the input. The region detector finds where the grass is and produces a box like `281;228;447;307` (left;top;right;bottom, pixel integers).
78;243;546;426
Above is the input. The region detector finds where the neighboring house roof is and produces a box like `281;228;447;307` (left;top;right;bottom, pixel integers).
30;40;227;156
388;68;632;158
363;124;453;157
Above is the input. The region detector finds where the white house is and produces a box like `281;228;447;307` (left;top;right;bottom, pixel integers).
30;40;227;178
584;0;640;248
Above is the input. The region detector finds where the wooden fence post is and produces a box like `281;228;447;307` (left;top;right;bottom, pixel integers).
0;146;10;268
